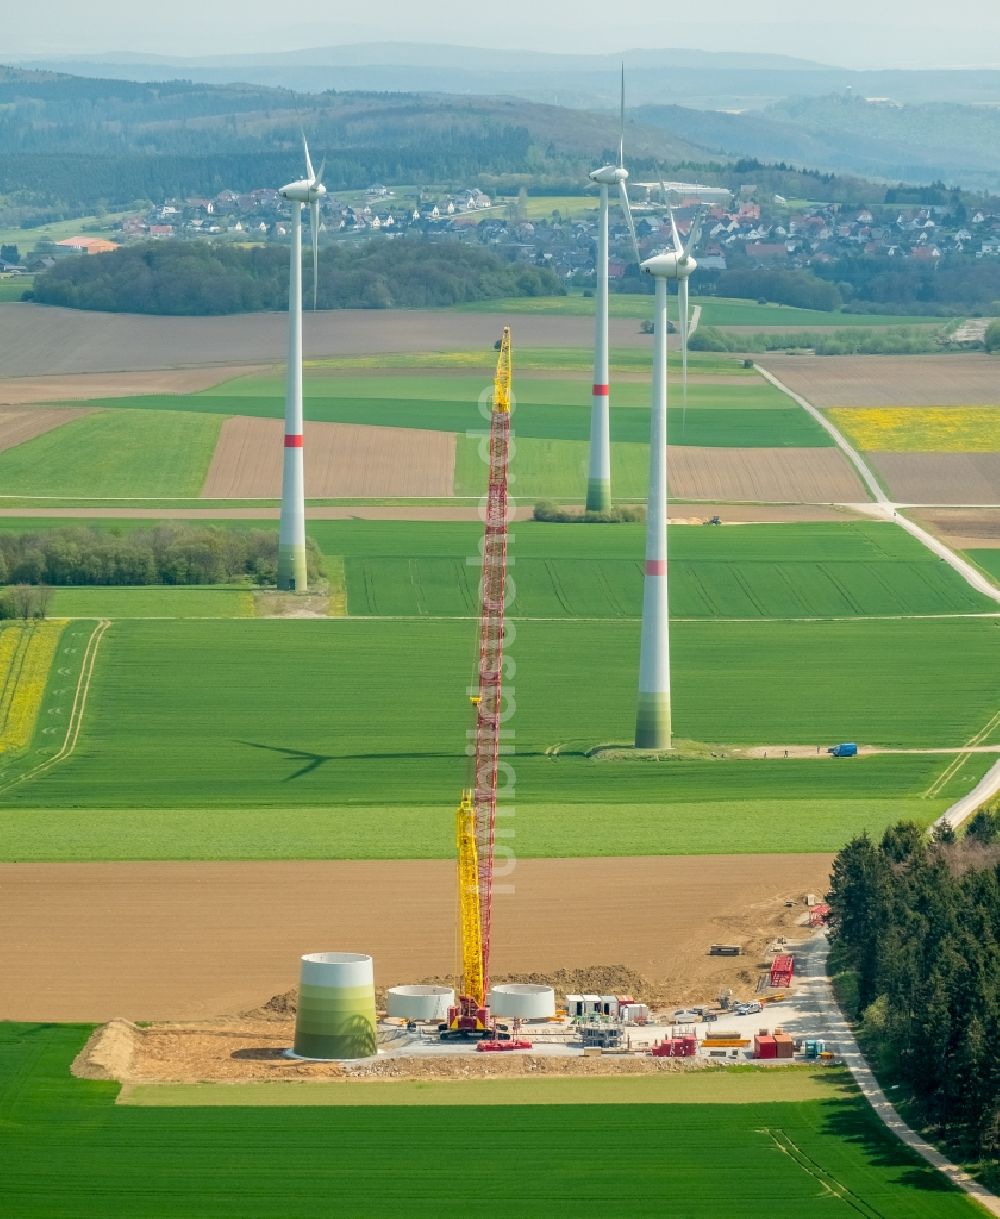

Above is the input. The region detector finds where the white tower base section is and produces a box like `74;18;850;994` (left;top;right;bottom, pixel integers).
488;984;556;1019
635;274;671;750
587;182;611;512
277;202;308;592
386;985;455;1022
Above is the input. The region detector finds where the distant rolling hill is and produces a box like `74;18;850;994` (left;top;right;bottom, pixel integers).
637;95;1000;191
15;43;1000;111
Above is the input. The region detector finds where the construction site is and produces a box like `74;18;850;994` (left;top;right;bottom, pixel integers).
64;327;842;1092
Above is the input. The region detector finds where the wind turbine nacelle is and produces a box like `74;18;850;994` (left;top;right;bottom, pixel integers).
590;164;628;186
641;252;697;281
280;180;327;203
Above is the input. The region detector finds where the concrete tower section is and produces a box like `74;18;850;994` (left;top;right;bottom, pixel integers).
277;200;308;592
587;179;612;511
276;139;325;593
634;230;697;752
587;162;628;512
635;271;671;750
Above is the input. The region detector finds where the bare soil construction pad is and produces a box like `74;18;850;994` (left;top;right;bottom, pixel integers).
0;405;92;452
665;445;866;502
0;856;833;1023
761;353;1000;408
200;417;456;498
0;366;262;406
865;452;1000;504
907;508;1000;549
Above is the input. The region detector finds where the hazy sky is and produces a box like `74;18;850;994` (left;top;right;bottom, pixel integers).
7;0;1000;68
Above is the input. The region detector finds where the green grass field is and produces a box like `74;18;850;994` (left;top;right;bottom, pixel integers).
0;1024;981;1217
451;294;947;328
0;410;222;497
0;275;31;301
123;1067;850;1107
0;214;127;249
47;585;254;618
0;616;994;848
305;349;753;375
968;550;1000;582
75;372;826;449
314;520;995;619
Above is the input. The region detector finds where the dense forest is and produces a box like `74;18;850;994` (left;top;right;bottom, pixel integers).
29;240;563;314
0;524;324;589
828;817;1000;1168
0;67;701;215
691;258;1000;315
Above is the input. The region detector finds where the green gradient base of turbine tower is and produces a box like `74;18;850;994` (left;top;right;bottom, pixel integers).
293;982;378;1060
277;544;308;592
586;478;611;513
634;691;672;751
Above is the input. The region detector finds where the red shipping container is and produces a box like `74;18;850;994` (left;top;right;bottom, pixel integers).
754;1035;777;1059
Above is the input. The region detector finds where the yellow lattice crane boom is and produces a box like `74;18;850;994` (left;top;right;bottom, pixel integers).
446;328;512;1038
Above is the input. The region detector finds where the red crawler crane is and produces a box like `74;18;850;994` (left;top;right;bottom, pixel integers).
445;327;512;1038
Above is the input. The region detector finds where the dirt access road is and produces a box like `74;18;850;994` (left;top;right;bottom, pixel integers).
0;305;651;378
0;855;832;1022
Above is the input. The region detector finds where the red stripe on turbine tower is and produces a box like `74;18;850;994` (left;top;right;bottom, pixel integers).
592;384;610;396
645;559;667;575
284;434;304;448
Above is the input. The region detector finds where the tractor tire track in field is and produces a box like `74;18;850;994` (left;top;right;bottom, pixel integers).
0;619;110;797
925;708;1000;799
759;1128;887;1217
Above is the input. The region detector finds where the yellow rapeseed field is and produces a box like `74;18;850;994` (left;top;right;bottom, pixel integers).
828;406;1000;452
0;621;66;753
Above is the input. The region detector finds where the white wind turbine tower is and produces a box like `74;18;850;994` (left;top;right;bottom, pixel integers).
634;205;702;750
586;67;640;512
276;137;326;592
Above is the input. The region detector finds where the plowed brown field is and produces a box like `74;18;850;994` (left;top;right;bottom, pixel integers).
0;856;832;1022
866;452;1000;504
0;405;92;452
0;366;261;406
908;508;1000;548
200;417;456;498
0;304;648;378
761;354;1000;407
666;445;866;502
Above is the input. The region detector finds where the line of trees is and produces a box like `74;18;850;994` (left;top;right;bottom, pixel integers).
0;524;323;587
828;816;1000;1160
29;239;564;314
690;324;946;356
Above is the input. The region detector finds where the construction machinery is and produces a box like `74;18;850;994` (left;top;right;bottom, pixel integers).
444;327;512;1040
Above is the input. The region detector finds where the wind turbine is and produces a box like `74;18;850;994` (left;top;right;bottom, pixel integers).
586;67;639;513
633;208;699;751
662;193;705;425
276;137;326;592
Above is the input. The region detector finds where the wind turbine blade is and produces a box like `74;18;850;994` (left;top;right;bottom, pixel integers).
619;63;625;169
310;198;319;310
617;179;640;263
667;203;683;255
302;133;315;182
315;158;326;187
679;275;689;434
684;208;705;260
